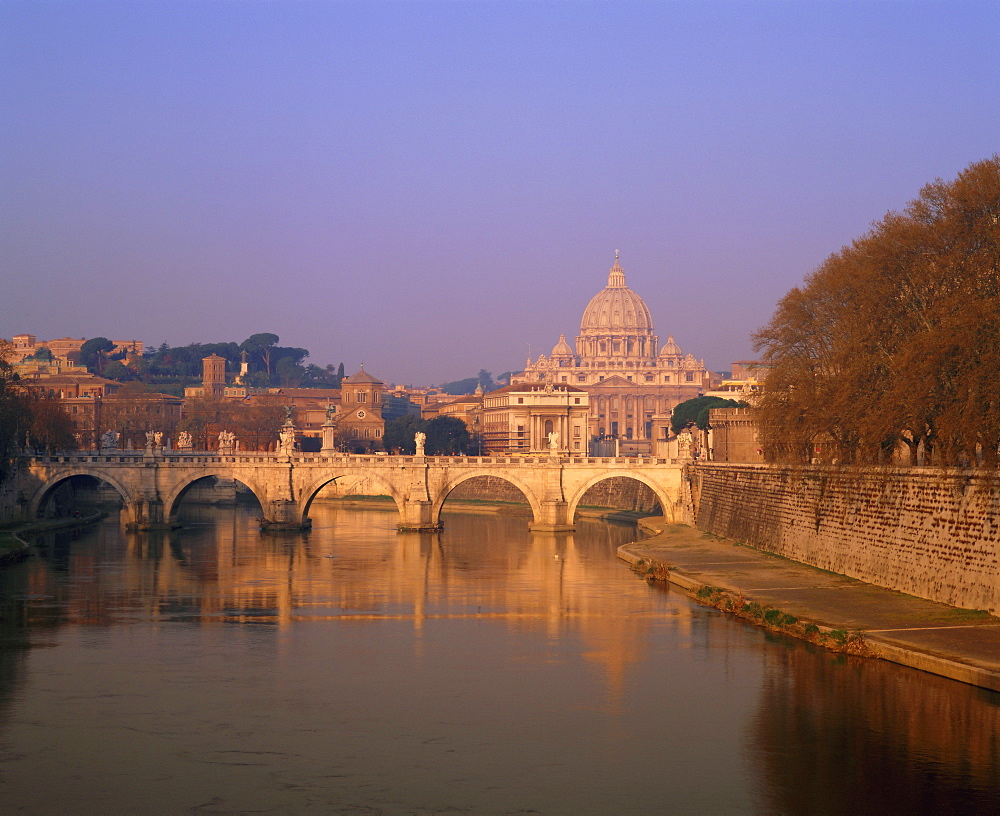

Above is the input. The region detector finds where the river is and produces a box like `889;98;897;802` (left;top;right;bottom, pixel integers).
0;503;998;814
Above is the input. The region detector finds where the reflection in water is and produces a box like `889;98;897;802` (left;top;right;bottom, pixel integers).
0;503;997;814
750;645;1000;813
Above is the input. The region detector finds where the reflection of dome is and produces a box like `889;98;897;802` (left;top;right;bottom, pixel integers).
659;335;681;356
551;334;574;358
579;258;654;336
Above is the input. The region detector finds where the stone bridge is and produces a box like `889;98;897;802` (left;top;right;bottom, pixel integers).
12;451;685;532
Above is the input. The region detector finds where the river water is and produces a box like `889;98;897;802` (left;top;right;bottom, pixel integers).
0;503;998;814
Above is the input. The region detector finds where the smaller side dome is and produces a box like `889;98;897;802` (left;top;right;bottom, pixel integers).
551;334;574;358
659;335;682;356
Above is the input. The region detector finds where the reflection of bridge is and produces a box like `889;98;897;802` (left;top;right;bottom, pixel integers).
16;451;684;532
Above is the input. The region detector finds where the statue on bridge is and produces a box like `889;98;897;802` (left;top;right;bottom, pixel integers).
218;429;236;452
279;425;296;455
414;431;426;457
547;431;560;451
676;429;694;460
100;430;119;451
177;430;192;450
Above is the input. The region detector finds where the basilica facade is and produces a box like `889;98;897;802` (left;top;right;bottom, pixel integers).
513;254;714;453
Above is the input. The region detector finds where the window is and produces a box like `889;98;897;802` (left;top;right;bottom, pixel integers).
574;397;580;404
517;397;524;404
664;375;671;383
685;372;694;382
573;425;581;437
645;375;653;382
577;375;586;382
357;392;367;403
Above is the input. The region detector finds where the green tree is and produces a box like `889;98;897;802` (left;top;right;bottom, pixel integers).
670;397;747;434
383;414;428;454
79;337;115;375
103;360;136;382
272;347;309;386
275;356;306;387
302;364;340;388
425;415;471;455
241;333;280;377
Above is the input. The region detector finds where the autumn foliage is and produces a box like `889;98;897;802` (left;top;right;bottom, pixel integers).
753;156;1000;466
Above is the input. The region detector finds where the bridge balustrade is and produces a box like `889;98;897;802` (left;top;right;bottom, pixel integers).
25;450;677;468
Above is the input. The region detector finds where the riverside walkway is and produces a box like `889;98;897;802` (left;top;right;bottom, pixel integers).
620;519;1000;692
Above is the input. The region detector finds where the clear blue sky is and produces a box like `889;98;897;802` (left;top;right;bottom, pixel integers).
3;1;998;385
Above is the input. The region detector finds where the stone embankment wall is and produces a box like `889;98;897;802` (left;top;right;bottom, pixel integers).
689;463;999;614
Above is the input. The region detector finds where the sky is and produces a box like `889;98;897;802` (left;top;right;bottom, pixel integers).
2;1;998;386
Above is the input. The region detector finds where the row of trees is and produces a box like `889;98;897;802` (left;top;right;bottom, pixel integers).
437;369;514;395
383;415;474;455
177;397;286;451
79;333;345;391
754;156;1000;466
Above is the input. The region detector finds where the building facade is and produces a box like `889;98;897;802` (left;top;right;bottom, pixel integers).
514;254;715;453
481;382;590;454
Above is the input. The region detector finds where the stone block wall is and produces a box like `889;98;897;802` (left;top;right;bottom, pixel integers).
689;463;1000;614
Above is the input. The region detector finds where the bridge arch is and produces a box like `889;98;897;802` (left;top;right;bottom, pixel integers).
432;471;543;526
163;471;269;523
299;471;405;520
567;471;676;523
28;468;135;520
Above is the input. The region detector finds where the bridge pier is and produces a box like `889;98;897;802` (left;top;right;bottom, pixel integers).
261;499;312;532
126;495;177;531
397;499;442;532
528;500;575;533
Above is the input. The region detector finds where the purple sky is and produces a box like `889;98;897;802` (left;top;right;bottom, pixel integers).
3;2;998;386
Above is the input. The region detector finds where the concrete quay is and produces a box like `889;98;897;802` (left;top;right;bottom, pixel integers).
619;518;1000;692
